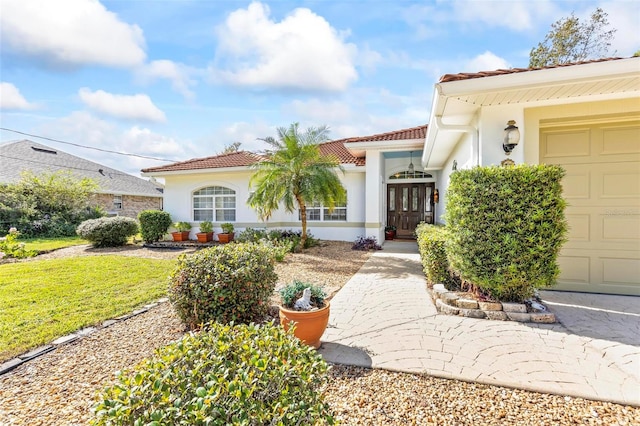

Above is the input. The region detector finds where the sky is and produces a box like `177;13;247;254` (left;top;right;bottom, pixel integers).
1;0;639;177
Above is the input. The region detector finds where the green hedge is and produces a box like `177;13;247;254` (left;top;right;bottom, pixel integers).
415;223;460;291
92;322;335;425
76;216;138;247
138;210;172;243
444;165;567;302
168;243;277;328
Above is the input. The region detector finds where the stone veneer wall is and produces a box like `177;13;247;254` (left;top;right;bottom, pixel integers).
92;193;162;219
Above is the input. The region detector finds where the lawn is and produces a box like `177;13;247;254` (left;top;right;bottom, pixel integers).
0;256;175;361
22;236;89;253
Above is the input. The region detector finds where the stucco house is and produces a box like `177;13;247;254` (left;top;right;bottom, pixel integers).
141;126;435;242
142;56;639;296
422;57;639;295
0;140;164;218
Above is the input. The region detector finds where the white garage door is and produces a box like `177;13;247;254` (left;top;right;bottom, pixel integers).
540;118;640;295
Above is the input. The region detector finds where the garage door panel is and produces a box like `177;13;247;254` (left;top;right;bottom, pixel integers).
599;163;640;199
602;256;640;286
599;123;640;156
561;166;591;199
557;254;591;284
602;214;640;241
541;129;591;159
565;213;590;242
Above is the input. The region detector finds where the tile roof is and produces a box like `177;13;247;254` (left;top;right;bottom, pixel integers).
337;125;427;143
141;151;265;173
0;140;163;197
318;140;365;166
439;57;627;83
141;125;429;173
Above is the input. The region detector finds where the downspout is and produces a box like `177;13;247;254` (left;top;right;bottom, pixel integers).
434;116;480;166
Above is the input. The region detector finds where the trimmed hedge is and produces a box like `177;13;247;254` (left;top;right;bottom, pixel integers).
76;216;138;247
168;242;277;328
138;210;172;243
415;223;460;291
91;322;335;425
444;165;567;302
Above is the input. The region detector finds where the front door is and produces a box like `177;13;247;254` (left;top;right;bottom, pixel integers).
387;183;435;238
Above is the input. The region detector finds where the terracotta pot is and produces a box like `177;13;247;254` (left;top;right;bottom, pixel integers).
385;231;395;240
217;232;234;244
279;302;330;349
171;231;190;241
196;232;213;243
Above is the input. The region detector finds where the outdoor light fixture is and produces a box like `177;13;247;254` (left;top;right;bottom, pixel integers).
503;120;520;155
408;151;415;174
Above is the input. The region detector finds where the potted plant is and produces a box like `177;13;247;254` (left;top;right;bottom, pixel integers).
196;220;214;243
278;280;330;349
385;225;396;240
171;221;192;242
217;222;235;244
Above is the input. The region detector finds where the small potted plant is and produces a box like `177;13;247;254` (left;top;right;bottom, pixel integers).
278;280;329;349
385;225;396;240
196;220;214;243
171;221;192;241
217;222;235;244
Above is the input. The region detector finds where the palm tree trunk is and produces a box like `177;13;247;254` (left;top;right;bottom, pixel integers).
297;195;307;248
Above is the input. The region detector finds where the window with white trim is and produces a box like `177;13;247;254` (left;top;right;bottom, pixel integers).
193;186;236;221
299;197;347;221
113;195;122;210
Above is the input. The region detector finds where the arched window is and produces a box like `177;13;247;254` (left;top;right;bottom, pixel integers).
389;170;432;180
193;186;236;221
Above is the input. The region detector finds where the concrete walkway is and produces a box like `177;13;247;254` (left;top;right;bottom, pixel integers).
319;241;640;406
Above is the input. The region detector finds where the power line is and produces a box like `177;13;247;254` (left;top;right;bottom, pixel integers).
0;127;179;162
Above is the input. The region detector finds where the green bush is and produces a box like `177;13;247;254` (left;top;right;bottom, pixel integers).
415;223;460;291
91;322;335;426
168;242;278;328
138;210;172;243
444;165;567;302
0;228;37;259
236;228;310;253
76;216;139;247
279;280;327;309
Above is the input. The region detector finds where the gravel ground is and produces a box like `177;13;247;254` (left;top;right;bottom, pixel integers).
1;241;639;425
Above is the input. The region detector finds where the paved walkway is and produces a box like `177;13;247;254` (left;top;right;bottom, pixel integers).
319;241;640;406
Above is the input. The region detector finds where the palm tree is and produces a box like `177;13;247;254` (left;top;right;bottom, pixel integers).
248;123;346;248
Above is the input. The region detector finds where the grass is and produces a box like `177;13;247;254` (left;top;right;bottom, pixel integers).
0;256;176;361
21;236;89;252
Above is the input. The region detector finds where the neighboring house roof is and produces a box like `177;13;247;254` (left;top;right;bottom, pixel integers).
0;140;164;197
438;57;626;83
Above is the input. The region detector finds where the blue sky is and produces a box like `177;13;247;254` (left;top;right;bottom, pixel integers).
1;0;638;176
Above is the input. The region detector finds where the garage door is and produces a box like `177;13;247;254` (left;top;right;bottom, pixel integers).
540;118;640;295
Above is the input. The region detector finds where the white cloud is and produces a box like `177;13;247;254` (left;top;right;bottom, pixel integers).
135;60;198;100
0;0;146;68
0;82;38;110
465;51;511;72
37;111;194;175
78;88;166;122
211;1;358;91
285;99;354;124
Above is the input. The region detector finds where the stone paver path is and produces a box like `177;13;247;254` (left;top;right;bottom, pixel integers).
319;241;640;406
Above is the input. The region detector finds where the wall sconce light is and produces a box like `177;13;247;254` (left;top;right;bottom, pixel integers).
408;151;415;174
503;120;520;155
433;189;439;204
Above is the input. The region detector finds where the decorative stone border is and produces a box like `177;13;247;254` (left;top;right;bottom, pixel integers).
0;298;170;376
431;284;556;324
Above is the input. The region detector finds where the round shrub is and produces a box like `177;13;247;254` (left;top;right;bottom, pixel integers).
76;216;139;247
138;209;172;243
92;322;335;426
169;242;278;328
415;223;461;291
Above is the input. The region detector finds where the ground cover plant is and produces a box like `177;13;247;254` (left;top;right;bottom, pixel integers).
445;165;567;302
92;322;334;425
0;256;175;361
